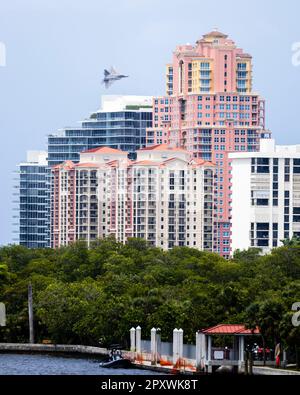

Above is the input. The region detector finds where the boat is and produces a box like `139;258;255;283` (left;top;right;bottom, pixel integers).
100;347;132;369
99;358;132;369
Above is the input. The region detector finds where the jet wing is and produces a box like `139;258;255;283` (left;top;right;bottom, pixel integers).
102;79;114;89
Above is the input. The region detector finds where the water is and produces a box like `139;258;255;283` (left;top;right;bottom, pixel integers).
0;353;158;375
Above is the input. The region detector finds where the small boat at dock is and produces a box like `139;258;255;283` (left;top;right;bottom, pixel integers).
99;346;132;369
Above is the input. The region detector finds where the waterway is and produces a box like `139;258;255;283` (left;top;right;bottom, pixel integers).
0;353;158;375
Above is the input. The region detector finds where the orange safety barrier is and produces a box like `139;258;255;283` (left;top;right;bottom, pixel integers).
173;358;184;369
171;358;197;372
159;358;173;367
135;353;144;364
131;352;197;373
184;361;197;371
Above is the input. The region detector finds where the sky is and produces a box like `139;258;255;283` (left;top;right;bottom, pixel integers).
1;0;300;245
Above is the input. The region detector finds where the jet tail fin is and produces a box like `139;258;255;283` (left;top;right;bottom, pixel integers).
104;69;110;76
110;66;118;75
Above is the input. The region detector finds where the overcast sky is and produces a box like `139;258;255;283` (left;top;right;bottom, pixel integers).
1;0;300;245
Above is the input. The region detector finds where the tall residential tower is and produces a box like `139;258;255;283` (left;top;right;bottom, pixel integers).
15;95;153;249
147;30;271;257
230;139;300;254
15;151;49;248
48;95;152;166
51;145;214;250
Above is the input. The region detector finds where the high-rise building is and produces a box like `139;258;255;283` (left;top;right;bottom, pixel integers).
51;145;214;250
15;151;49;248
48;95;153;166
146;30;271;258
15;95;153;249
230;139;300;254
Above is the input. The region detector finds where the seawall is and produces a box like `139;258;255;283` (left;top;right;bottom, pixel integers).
0;343;108;357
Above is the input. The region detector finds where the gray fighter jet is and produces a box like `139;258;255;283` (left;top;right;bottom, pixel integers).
102;66;128;88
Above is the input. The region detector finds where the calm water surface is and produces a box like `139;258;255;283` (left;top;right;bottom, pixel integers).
0;354;158;375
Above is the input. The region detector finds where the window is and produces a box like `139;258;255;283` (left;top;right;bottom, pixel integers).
257;199;269;206
257;166;269;174
200;62;210;69
257;158;269;165
257;240;269;247
257;223;269;230
294;166;300;174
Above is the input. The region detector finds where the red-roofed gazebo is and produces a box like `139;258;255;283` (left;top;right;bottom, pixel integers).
196;324;261;373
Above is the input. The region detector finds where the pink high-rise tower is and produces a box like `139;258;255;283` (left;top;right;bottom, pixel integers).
147;30;271;258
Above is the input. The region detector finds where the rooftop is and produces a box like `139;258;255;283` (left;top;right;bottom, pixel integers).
203;30;228;39
81;146;125;155
195;29;235;47
138;144;188;153
19;151;48;166
52;160;75;170
201;324;260;336
99;95;153;113
229;139;300;159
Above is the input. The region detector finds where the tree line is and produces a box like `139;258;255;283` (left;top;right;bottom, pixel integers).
0;237;299;363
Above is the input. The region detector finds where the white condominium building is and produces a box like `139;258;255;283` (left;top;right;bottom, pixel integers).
51;144;214;251
230;139;300;254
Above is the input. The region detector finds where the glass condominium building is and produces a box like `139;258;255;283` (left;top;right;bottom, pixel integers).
16;151;50;248
48;95;153;166
15;96;152;249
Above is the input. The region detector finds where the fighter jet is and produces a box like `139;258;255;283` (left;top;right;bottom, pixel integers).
102;66;128;88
